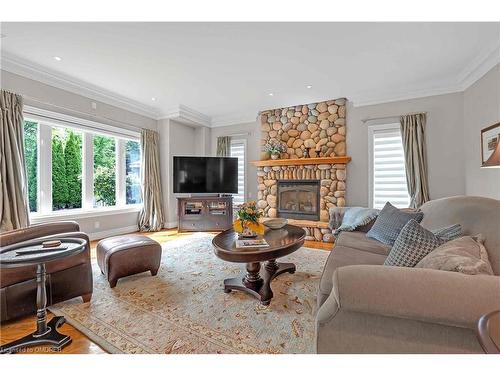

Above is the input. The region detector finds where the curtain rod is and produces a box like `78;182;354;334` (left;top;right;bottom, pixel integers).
361;111;427;123
21;94;147;131
228;132;251;137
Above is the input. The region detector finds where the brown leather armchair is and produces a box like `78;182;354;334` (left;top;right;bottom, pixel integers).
0;221;93;322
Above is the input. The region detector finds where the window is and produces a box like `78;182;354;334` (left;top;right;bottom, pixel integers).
52;126;83;211
22;107;142;217
93;134;116;207
230;139;246;206
369;123;410;209
23;121;38;213
125;140;142;204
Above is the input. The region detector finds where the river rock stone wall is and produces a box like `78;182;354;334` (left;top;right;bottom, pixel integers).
260;98;346;159
258;98;348;243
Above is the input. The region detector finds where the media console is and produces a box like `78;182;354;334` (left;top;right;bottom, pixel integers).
177;196;233;232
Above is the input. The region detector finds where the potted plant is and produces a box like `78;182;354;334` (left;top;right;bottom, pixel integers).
263;140;287;160
233;201;265;238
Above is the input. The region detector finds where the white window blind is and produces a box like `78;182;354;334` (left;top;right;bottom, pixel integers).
230;139;246;206
369;124;410;209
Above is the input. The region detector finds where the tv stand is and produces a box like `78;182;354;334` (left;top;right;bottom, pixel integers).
177;196;233;232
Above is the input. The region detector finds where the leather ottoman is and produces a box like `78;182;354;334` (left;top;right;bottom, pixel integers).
96;235;162;288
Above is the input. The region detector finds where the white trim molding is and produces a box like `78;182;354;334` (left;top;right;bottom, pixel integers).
30;206;142;223
88;225;139;241
3;39;500;123
1;52;159;119
211;112;258;127
163;220;178;229
352;42;500;107
159;105;211;127
456;42;500;91
24;105;140;139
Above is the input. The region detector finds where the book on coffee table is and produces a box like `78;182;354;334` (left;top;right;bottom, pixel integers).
236;239;270;248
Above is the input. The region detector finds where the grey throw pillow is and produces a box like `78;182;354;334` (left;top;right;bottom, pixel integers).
384;219;444;267
432;223;462;242
366;202;424;245
416;235;494;275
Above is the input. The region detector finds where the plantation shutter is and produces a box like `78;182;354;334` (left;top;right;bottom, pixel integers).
371;125;410;209
230;140;246;206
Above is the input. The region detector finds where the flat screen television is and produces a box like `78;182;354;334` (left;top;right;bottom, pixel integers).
173;156;238;194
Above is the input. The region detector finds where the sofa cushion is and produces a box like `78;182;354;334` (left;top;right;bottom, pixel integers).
319;245;387;298
416;235;494;275
385;219;443;267
366;202;424;246
336;231;391;256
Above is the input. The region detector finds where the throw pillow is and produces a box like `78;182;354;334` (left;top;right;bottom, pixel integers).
384;219;443;267
432;223;462;242
416;235;494;275
366;202;424;245
333;207;380;236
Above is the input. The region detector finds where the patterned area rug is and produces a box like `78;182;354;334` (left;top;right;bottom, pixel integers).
49;233;329;354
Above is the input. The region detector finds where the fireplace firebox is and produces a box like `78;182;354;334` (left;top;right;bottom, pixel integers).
277;180;320;221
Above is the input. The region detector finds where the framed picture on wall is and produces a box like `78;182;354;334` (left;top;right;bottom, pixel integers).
481;122;500;164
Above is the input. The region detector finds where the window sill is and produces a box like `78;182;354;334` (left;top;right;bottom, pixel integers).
29;205;143;224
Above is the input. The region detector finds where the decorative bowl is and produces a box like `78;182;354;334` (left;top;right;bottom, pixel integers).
263;218;288;230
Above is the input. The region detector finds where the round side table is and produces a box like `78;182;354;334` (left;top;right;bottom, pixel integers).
0;237;87;354
477;310;500;354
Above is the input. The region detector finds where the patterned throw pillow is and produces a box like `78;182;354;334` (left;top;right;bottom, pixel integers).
366;202;424;246
384;219;444;267
432;223;462;242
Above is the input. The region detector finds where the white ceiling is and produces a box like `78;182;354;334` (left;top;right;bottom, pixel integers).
1;22;499;126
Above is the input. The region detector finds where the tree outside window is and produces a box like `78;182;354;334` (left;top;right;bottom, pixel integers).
93;134;116;207
51;127;82;211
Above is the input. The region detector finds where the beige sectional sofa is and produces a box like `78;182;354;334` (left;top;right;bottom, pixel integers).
315;196;500;353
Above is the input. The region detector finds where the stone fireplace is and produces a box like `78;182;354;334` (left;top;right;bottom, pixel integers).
253;98;350;243
277;180;320;221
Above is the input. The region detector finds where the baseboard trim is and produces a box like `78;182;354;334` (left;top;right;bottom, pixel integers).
88;225;138;241
164;221;178;229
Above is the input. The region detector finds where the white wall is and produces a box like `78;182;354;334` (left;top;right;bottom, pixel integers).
209;121;260;201
347;92;466;207
463;63;500;200
1;70;157;239
158;119;200;227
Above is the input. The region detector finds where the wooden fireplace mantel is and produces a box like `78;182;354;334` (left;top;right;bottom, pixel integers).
251;156;351;167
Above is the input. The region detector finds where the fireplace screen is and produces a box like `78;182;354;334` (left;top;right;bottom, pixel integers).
277;180;320;221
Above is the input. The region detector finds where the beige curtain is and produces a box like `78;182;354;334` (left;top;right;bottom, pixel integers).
138;129;165;232
400;113;430;208
216;136;231;156
0;90;30;231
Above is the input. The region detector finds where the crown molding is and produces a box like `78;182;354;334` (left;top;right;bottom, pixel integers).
210;112;258;127
3;40;499;123
159;104;211;127
1;52;160;119
351;41;500;108
350;83;463;107
456;42;500;91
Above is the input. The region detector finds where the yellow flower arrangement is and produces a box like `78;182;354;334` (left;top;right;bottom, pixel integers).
233;201;265;236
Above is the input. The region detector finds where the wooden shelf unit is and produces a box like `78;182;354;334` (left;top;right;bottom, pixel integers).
177;196;233;232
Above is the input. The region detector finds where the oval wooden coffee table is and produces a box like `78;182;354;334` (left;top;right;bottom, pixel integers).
212;224;305;305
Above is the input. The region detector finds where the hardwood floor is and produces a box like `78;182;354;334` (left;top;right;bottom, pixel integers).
0;312;106;354
1;228;331;354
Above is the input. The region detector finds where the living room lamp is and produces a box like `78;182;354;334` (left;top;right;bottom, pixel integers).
482;141;500;168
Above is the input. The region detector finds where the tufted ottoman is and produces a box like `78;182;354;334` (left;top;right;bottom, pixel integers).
96;235;162;288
